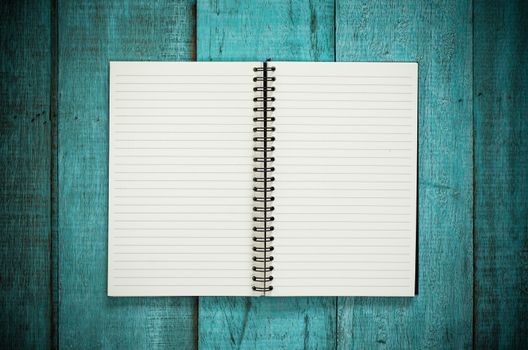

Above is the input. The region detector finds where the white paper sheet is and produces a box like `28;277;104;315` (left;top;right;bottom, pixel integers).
270;62;417;296
108;62;258;296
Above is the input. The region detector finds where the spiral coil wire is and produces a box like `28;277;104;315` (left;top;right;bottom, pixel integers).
251;60;275;294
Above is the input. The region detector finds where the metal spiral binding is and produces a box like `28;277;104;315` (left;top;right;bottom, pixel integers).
252;60;275;295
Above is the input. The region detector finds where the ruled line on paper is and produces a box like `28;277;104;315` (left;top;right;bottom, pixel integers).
270;188;411;192
277;268;412;271
113;285;250;287
114;236;409;240
114;211;252;215
270;253;411;256
275;203;411;206
272;228;410;232
113;260;250;263
277;276;411;280
115;171;253;174
113;114;249;117
114;236;251;239
115;139;253;142
114;163;252;167
274;74;412;78
115;155;253;158
274;140;413;143
275;211;411;215
114;131;250;134
113;276;408;280
277;171;411;174
114;252;251;255
114;82;252;85
115;74;253;77
278;83;412;87
279;148;411;151
114;266;252;271
114;187;251;190
115;165;410;169
115;90;250;93
113;180;254;183
113;244;252;247
115;147;251;150
276;220;411;223
277;156;412;159
273;131;412;135
281;173;410;178
115;98;249;102
273;237;411;240
114;228;250;231
269;164;413;168
279;107;413;110
273;260;410;264
277;91;413;94
114;276;251;279
115;106;251;109
112;252;410;256
114;123;253;126
276;124;412;127
274;116;412;119
277;244;411;248
115;203;250;207
275;285;411;288
278;99;413;102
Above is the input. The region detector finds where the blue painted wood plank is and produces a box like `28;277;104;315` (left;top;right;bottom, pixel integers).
335;1;474;348
0;0;52;348
474;0;527;347
197;0;334;62
57;1;197;348
197;0;337;348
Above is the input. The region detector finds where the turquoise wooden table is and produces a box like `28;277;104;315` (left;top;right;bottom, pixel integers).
1;0;526;348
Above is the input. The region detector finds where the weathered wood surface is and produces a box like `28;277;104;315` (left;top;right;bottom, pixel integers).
474;0;527;348
1;0;527;348
336;1;474;348
0;0;52;348
57;1;197;348
197;0;337;348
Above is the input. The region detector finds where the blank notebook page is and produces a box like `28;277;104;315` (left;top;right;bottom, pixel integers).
108;62;257;296
271;62;418;296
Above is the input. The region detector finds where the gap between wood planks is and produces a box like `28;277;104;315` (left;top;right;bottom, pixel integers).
49;0;59;348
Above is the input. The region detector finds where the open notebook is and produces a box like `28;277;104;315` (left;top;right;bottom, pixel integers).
108;61;418;297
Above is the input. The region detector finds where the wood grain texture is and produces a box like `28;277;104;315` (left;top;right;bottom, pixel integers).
197;0;334;62
57;1;197;348
197;0;337;348
3;1;527;347
0;0;52;348
474;0;528;348
335;1;474;348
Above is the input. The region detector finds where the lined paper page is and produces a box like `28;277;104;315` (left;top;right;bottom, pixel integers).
108;62;258;296
271;62;418;296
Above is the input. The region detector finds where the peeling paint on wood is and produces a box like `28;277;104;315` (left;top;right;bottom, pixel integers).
57;1;197;348
335;1;474;348
0;0;52;348
474;0;527;348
